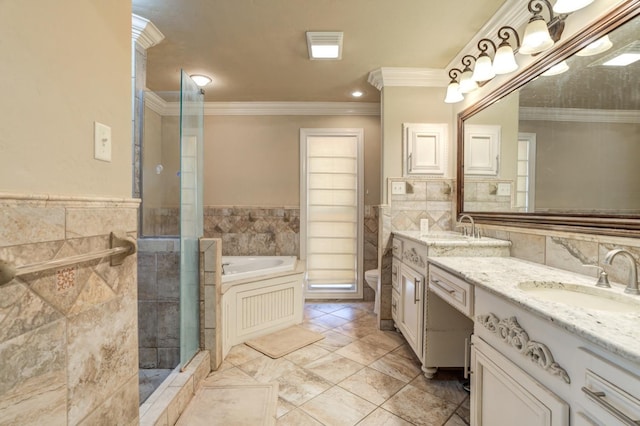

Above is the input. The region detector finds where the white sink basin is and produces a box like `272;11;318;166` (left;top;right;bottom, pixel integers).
517;281;640;313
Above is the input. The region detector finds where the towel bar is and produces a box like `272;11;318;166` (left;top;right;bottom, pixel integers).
0;232;136;287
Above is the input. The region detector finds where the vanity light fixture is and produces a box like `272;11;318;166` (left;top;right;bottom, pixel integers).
190;74;212;87
576;35;613;56
472;39;497;82
459;55;479;93
493;26;520;74
306;32;343;60
520;0;566;55
552;0;594;14
444;68;464;104
541;59;570;76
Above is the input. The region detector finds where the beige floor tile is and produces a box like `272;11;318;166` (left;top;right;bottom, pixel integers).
333;321;379;339
176;383;278;426
444;414;468;426
382;385;458;426
303;352;364;384
336;340;390;365
338;367;406;405
315;330;354;352
359;330;405;352
456;395;470;424
276;408;323;425
306;303;347;313
284;344;331;366
303;307;325;320
301;387;376;426
276;366;332;406
308;313;351;329
276;397;296;418
225;344;264;366
299;321;330;333
392;344;420;361
409;374;467;405
202;366;256;387
348;301;375;311
358;408;414;425
330;306;368;321
239;356;297;384
353;314;379;328
370;351;422;383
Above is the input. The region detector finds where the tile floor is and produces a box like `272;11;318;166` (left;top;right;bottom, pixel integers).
182;301;470;426
139;368;172;404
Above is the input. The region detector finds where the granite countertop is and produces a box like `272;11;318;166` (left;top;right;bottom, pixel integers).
427;256;640;365
394;230;512;247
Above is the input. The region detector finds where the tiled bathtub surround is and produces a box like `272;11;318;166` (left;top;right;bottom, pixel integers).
138;238;181;369
0;193;140;425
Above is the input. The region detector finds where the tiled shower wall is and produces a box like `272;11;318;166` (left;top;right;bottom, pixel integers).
0;194;139;425
137;238;181;369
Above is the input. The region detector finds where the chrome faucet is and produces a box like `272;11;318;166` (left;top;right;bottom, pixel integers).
457;214;476;237
603;249;640;295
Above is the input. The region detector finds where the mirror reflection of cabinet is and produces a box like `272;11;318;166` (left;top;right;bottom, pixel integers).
403;123;448;176
464;124;501;176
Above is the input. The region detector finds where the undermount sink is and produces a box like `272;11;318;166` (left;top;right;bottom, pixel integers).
517;281;640;313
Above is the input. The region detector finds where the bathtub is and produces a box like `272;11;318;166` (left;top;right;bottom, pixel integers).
220;256;305;358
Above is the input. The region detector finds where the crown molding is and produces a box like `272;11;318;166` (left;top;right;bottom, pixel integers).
446;0;530;71
520;107;640;123
367;67;448;91
132;14;165;50
141;95;380;116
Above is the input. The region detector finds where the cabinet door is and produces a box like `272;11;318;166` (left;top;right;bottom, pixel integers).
403;123;448;176
471;336;569;426
464;124;500;176
399;264;424;359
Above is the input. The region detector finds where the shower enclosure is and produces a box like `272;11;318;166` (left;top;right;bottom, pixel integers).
137;71;204;403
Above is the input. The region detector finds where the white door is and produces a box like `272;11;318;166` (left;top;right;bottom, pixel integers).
300;129;364;299
399;263;423;359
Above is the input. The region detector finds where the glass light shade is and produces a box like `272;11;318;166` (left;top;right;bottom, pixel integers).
576;35;613;56
553;0;594;14
472;54;495;82
520;18;555;54
190;74;212;86
459;69;478;93
444;82;464;103
541;60;569;76
493;44;519;74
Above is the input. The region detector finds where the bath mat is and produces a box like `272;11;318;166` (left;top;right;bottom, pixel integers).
245;325;325;358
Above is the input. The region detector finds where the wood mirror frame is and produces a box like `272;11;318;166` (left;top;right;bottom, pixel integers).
456;1;640;238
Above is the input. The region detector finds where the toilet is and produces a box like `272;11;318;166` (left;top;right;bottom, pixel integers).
364;269;380;314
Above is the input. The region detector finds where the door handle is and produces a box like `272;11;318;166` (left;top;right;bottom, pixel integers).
582;387;640;426
414;278;420;303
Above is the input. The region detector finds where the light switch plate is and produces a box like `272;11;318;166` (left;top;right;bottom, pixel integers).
94;121;112;162
391;181;406;195
497;183;511;196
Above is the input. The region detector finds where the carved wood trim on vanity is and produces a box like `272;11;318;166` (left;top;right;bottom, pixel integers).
402;247;426;269
477;313;571;384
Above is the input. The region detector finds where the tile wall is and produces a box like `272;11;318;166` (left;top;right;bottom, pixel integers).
0;194;140;425
137;238;181;369
463;179;514;212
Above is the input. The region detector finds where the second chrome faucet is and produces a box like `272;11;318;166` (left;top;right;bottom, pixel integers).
603;248;640;295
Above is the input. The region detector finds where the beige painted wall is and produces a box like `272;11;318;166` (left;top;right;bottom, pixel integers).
0;1;132;198
202;115;381;206
381;86;453;203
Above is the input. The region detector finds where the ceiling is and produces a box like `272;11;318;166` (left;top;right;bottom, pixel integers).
132;0;507;102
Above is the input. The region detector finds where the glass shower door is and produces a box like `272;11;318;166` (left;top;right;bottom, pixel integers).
179;70;204;367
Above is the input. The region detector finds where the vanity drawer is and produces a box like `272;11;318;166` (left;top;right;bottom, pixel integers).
392;238;403;259
578;348;640;425
429;266;473;318
391;260;401;292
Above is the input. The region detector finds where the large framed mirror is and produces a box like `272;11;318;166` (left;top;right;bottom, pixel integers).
456;1;640;237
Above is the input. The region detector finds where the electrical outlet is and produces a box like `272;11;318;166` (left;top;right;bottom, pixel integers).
94;122;112;162
391;181;406;195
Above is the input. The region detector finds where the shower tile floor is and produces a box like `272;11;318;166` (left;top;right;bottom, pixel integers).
139;368;172;404
178;301;470;425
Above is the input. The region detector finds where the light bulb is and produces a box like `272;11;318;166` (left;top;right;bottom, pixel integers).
472;54;495;82
444;82;464;103
493;44;519;74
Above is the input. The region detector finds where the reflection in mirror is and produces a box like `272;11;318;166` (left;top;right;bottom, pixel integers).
462;13;640;217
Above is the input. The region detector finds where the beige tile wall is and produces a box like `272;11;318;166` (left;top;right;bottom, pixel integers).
0;194;140;425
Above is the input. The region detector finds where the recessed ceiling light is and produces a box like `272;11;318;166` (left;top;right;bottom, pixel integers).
306;32;343;60
190;74;212;87
351;90;364;98
603;53;640;66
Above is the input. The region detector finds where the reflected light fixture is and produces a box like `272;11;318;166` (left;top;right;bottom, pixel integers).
459;55;479;93
472;39;497;82
576;35;613;56
190;74;212;87
444;68;464;104
520;0;564;55
553;0;594;14
351;90;364;98
306;31;343;60
493;26;520;74
541;60;570;76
